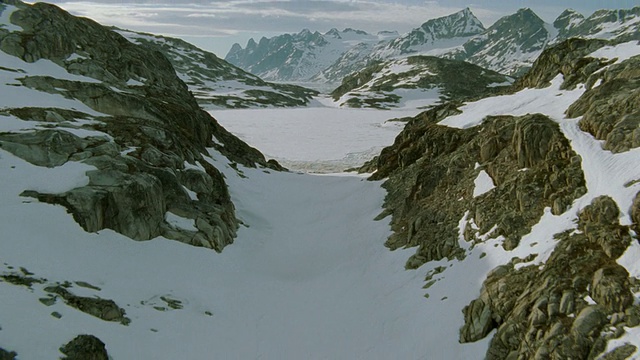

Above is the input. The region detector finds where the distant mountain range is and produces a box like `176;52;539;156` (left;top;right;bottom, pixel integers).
226;7;640;83
225;28;399;83
115;29;318;109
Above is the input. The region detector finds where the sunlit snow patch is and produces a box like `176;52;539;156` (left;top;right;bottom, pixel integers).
473;169;495;197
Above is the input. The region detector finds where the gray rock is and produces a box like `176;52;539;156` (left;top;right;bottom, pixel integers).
460;299;495;342
59;334;108;360
591;266;634;313
0;0;286;252
578;196;631;259
44;285;130;325
572;306;607;337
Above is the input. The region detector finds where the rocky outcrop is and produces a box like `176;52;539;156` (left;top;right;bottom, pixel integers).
0;1;278;250
513;38;612;90
330;56;512;109
511;37;640;153
367;108;585;269
363;36;640;358
0;348;17;360
567;54;640;153
460;196;637;360
44;285;130;325
59;335;109;360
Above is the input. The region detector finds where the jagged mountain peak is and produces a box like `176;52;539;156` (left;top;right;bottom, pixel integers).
417;7;485;38
326;28;341;37
224;25;383;82
343;27;369;35
496;7;545;26
554;9;586;26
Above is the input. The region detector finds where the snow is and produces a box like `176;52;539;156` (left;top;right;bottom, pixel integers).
439;75;584;128
589;40;640;64
473;170;495;197
0;52;106;116
0;4;22;32
165;212;197;232
210;106;412;172
2;21;640;359
65;53;88;61
0;139;493;359
126;78;145;86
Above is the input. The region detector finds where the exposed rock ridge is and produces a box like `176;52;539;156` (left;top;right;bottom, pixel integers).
330;55;512;109
368;109;585;269
0;1;278;250
364;37;640;358
460;195;638;359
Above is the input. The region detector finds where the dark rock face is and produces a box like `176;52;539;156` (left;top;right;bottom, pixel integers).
59;335;108;360
0;1;277;250
367;108;585;269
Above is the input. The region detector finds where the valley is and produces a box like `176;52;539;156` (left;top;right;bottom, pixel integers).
1;1;640;359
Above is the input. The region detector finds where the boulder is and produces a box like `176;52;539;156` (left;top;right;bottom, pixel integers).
59;335;108;360
591;266;634;313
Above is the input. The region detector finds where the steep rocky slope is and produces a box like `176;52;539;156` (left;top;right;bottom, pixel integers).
0;0;278;250
115;29;318;109
362;38;640;358
330;55;512;109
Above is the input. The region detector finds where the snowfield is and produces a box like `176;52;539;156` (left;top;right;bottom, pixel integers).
211;103;413;173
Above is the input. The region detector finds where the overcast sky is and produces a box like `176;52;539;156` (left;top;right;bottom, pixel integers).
42;0;640;57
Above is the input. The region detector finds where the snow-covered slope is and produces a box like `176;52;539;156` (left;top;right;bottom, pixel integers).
116;29;318;109
225;28;395;83
329;56;513;109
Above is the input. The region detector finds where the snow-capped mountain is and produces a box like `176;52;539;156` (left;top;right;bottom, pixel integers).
115;30;318;109
314;8;486;84
330;56;513;109
372;7;485;58
554;7;640;43
446;8;555;77
447;6;640;76
231;7;639;86
225;28;396;82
